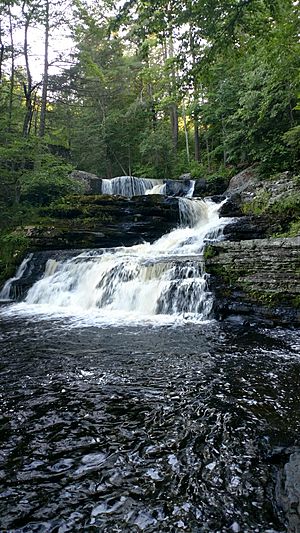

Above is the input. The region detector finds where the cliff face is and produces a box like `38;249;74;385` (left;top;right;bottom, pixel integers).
203;169;300;326
205;237;300;326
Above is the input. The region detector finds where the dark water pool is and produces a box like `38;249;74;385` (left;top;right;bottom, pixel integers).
0;312;299;532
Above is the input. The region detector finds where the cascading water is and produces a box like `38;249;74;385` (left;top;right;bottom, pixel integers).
0;253;33;301
101;176;163;197
24;199;230;322
100;176;195;198
145;183;167;195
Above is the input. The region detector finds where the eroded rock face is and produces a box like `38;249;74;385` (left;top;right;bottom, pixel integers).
205;237;300;326
226;168;299;210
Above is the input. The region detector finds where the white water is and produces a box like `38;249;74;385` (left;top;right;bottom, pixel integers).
101;176;163;197
0;253;33;301
22;199;230;323
186;180;195;198
145;183;167;195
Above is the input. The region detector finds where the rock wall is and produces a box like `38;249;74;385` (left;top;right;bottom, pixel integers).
205;237;300;326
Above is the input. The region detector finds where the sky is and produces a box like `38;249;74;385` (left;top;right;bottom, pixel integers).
2;1;76;83
2;0;126;83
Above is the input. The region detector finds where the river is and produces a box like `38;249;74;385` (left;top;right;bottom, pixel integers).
0;312;299;532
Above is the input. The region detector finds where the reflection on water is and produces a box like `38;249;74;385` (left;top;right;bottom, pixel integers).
0;310;299;532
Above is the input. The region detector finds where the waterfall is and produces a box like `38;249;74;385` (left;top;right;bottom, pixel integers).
145;183;167;195
186;180;195;198
101;176;163;197
0;253;33;301
23;199;230;322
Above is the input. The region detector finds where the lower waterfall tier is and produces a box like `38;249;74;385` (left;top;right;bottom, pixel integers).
2;199;231;322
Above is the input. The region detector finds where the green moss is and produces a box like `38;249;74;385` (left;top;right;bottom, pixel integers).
272;219;300;238
292;295;300;309
203;245;218;260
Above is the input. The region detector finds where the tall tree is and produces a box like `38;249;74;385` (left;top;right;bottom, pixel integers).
39;0;49;137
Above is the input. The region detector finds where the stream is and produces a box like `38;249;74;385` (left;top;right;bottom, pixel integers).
0;313;299;531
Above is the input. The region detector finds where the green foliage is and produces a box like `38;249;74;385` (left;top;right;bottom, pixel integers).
189;161;206;178
242;191;272;215
139;126;176;179
283;125;300;161
21;157;80;206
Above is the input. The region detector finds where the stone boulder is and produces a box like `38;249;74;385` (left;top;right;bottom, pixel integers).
225;166;259;196
70;170;103;194
165;179;194;197
194;176;228;196
193;178;207;196
218;193;243;217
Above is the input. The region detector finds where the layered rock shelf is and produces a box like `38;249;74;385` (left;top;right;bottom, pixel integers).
205;237;300;326
22;195;179;251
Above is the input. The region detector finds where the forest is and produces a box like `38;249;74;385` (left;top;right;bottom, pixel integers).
0;0;299;277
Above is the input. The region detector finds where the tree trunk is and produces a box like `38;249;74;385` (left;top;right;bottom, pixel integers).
39;0;49;137
182;103;190;165
205;132;210;172
8;8;15;131
194;117;200;162
0;18;4;81
22;13;33;137
170;103;178;152
222;115;227;166
168;33;178;152
189;27;201;163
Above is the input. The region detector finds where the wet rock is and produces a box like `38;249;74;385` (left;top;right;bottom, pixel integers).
194;176;228;196
23;195;180;252
219;193;243;217
164;179;193;197
223;215;277;240
7;250;81;300
193;178;207;196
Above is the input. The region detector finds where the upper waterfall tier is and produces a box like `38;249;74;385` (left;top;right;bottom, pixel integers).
100;176;195;198
101;176;161;197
